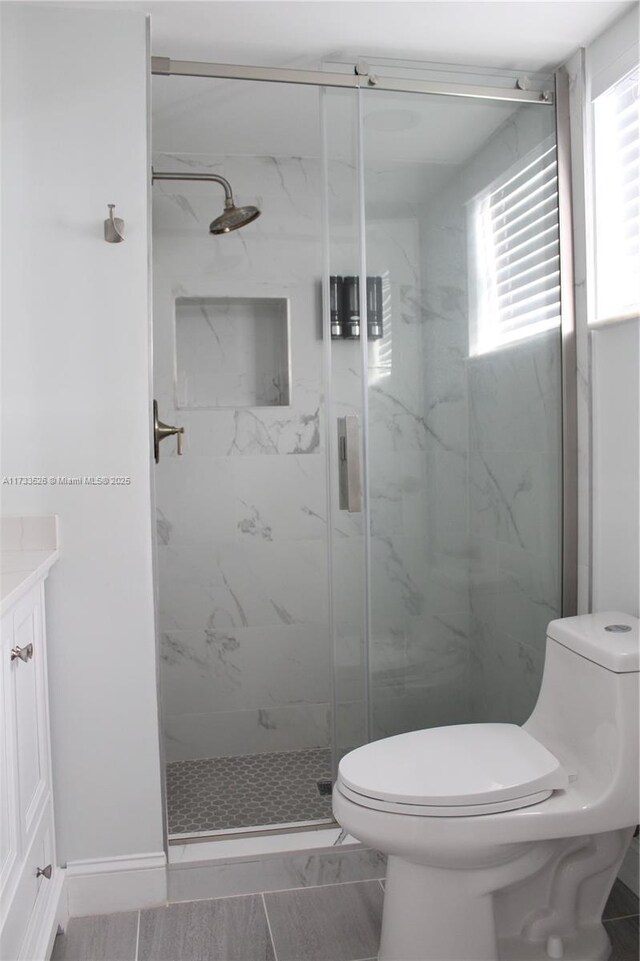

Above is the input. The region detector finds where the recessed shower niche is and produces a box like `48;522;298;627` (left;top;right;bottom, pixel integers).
174;296;290;408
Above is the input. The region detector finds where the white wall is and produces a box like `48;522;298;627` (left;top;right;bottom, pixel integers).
588;3;639;101
587;6;640;619
591;322;640;617
1;5;165;864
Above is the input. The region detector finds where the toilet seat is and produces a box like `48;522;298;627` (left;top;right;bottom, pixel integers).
337;723;569;818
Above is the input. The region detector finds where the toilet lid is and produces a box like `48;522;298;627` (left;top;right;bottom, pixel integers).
338;723;568;809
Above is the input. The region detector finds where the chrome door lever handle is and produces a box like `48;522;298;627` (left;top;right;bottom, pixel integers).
153;400;185;463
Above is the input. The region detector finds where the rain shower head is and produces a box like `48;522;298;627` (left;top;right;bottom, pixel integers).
151;169;261;234
209;203;261;234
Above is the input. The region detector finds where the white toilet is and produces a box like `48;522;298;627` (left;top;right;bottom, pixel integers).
333;612;639;961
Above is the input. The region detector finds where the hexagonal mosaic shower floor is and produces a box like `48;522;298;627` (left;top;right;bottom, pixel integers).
166;748;334;835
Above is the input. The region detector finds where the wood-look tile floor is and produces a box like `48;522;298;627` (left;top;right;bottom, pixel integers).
51;878;639;961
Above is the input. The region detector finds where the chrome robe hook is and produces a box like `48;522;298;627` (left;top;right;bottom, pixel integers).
104;203;125;243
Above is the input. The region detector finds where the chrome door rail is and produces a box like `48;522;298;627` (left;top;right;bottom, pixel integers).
151;57;554;105
555;66;579;617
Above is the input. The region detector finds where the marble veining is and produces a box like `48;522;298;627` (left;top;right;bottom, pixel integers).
471;452;532;550
226;408;321;457
238;504;273;541
369;384;448;452
156;508;173;546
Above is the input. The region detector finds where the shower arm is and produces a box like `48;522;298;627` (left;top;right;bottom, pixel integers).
151;169;235;207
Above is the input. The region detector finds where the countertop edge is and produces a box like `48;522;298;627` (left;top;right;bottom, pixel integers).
0;549;60;618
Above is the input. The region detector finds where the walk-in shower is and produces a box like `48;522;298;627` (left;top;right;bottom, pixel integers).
151;56;575;842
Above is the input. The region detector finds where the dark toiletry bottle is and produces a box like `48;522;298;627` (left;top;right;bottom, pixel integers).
343;276;360;339
367;276;383;341
330;276;343;339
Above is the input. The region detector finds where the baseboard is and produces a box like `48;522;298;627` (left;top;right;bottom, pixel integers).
53;835;640;924
618;836;639;896
64;852;167;918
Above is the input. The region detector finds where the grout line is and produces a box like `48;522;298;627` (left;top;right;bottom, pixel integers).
378;879;385;891
261;893;279;961
168;875;386;906
262;876;385;898
134;909;141;961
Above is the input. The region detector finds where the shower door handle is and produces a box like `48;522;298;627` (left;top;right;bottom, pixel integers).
154;400;185;463
337;415;362;513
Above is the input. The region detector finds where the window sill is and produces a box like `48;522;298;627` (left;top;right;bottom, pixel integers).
589;311;640;330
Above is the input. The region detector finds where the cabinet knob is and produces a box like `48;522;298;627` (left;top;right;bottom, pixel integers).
10;643;33;663
36;864;52;880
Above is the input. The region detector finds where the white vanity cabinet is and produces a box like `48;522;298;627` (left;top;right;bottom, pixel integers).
1;525;62;961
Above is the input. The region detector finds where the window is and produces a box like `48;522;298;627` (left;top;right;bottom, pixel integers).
470;141;560;356
593;65;640;323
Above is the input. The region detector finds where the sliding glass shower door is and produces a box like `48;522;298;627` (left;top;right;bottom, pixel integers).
325;73;564;762
153;77;340;837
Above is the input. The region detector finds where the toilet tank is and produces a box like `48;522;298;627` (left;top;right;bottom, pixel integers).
525;612;639;828
546;611;639;674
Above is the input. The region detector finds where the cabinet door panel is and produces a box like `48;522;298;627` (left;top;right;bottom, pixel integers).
0;808;54;961
0;612;19;902
12;587;49;841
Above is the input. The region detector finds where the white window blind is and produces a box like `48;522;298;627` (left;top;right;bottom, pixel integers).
593;65;640;323
471;142;560;356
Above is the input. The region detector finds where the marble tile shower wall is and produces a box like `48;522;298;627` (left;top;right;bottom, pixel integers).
365;210;474;741
153;151;431;761
153;152;329;761
467;329;562;722
417;105;563;728
330;210;450;747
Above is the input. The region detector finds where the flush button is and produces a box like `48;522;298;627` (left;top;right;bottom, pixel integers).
605;624;632;632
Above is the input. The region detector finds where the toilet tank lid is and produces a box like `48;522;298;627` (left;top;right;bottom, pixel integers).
547;612;639;673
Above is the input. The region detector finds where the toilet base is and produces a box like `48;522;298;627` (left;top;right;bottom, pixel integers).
333;784;635;961
498;924;611;961
377;848;620;961
379;856;498;961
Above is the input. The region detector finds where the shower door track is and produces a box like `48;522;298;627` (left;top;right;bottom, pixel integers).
168;819;338;846
151;56;554;105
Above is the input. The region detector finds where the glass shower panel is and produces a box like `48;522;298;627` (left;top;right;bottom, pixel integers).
360;89;563;739
152;76;337;835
